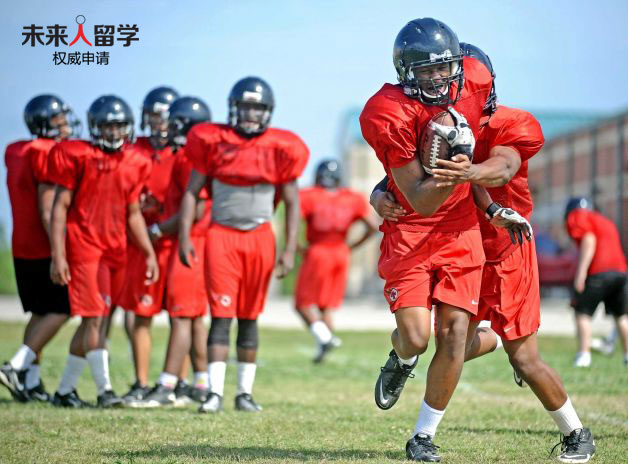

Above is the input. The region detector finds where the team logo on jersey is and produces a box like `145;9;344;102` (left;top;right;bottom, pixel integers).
141;294;153;307
220;295;232;307
21;15;140;67
100;293;112;309
386;288;399;302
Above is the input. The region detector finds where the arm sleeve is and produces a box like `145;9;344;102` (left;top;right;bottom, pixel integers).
276;134;310;183
128;159;152;204
185;126;211;175
492;113;545;162
29;145;50;184
47;144;79;190
566;210;594;241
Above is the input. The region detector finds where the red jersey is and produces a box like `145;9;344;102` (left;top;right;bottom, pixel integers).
48;140;151;262
566;209;627;275
474;106;545;262
5;139;56;259
161;149;212;240
360;57;492;232
185;123;309;186
133;137;177;226
300;186;369;244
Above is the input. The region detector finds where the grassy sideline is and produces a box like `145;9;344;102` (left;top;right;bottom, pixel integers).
0;321;626;463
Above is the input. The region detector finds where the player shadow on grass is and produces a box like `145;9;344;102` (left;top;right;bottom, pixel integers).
105;444;400;462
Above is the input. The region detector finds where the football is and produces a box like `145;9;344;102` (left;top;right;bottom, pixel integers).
418;111;454;175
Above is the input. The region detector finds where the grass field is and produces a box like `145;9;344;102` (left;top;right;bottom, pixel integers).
1;321;626;464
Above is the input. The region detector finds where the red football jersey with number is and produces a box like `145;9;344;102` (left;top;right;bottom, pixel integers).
5;138;56;259
185;123;309;186
300;186;369;244
566;209;627;275
474;106;545;262
360;57;492;232
48;140;152;263
161;149;212;240
133;137;177;226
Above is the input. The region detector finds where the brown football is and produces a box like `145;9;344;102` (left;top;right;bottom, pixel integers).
418;111;454;175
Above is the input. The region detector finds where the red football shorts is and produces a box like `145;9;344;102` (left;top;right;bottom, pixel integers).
67;253;125;318
205;222;275;320
295;242;350;310
166;235;208;318
120;242;172;317
472;239;541;340
378;228;485;314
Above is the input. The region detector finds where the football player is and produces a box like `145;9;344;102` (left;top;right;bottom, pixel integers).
48;95;157;408
564;197;628;368
0;95;78;402
129;96;213;408
179;77;309;413
359;18;531;461
295;160;377;362
371;43;596;463
118;86;181;404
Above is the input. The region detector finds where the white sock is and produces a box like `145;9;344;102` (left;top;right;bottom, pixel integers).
495;335;503;350
194;371;209;389
158;372;178;389
397;352;418;367
85;349;113;396
25;364;41;389
10;344;36;371
57;354;87;395
208;361;226;396
414;399;446;437
548;397;584;436
310;321;333;345
236;362;257;395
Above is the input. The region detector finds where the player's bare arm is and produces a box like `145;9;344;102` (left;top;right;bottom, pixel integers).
433;145;521;188
574;232;596;293
127;202;159;285
178;169;206;267
390;158;454;217
349;214;378;250
369;176;406;222
277;180;299;278
37;182;56;237
49;186;73;285
150;199;206;240
471;184;532;245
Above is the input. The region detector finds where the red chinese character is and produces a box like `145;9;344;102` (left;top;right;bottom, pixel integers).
69;15;92;46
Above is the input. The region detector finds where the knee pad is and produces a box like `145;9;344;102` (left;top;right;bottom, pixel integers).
207;317;232;346
236;319;258;350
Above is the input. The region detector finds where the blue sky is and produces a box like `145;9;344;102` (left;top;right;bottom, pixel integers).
2;0;627;234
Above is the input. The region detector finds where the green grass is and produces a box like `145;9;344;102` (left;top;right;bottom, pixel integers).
0;321;626;463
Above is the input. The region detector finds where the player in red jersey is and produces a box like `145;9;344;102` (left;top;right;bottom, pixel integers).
129;96;213;408
179;77;309;413
295;160;377;362
48;95;158;408
0;95;78;403
564;197;628;368
360;19;536;461
118;86;181;404
372;43;596;463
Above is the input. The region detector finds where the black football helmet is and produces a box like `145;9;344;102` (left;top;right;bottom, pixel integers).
140;86;179;148
565;196;594;220
315;159;342;189
228;77;274;136
87;95;134;152
24;94;80;139
167;96;211;150
460;43;497;115
393;18;464;106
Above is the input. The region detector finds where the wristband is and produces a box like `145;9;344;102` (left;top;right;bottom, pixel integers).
485;202;502;220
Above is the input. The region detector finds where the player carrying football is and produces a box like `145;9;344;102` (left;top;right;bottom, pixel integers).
1;95;78;402
48;95;157;408
295;160;377;362
178;77;309;413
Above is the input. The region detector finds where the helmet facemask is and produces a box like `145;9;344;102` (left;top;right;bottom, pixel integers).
168;117;189;151
402;55;464;106
92;121;134;152
229;100;272;136
143;104;170;149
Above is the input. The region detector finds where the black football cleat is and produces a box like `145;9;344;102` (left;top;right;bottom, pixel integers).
131;384;176;408
187;385;209;403
122;381;151;405
234;393;262;412
26;381;51;402
553;428;596;463
374;350;416;410
97;390;123;408
0;362;29;402
52;389;90;408
198;392;223;414
173;380;194;407
313;341;335;364
406;434;441;462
